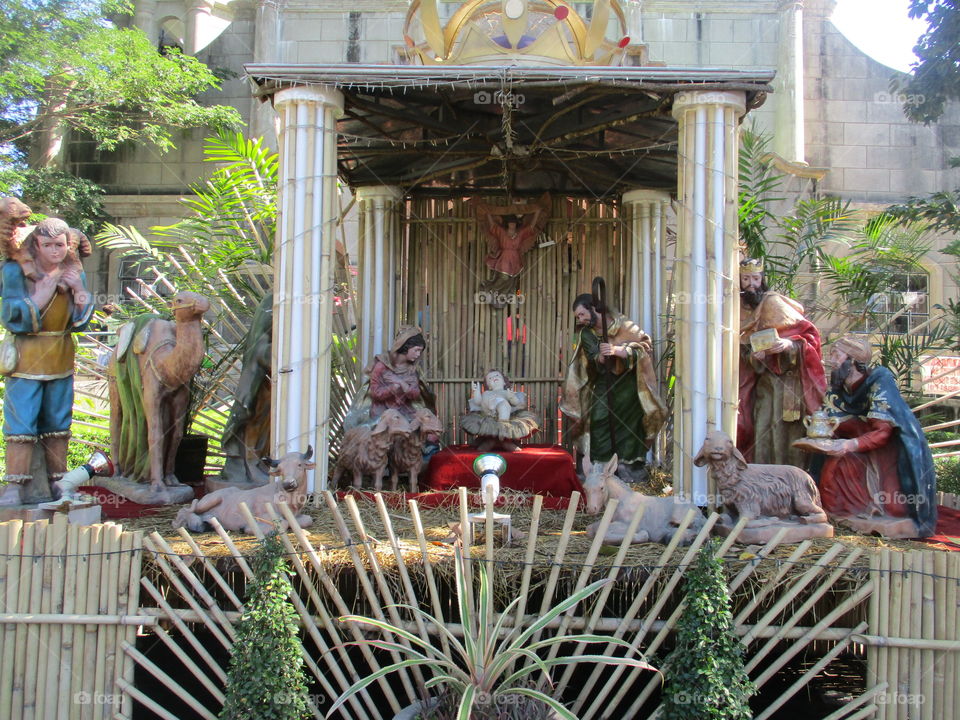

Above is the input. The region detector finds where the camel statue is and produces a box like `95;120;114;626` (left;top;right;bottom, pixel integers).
106;291;210;503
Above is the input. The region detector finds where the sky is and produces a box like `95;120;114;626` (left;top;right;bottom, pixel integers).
830;0;929;74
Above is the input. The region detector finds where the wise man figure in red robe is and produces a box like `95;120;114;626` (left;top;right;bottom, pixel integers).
737;258;826;467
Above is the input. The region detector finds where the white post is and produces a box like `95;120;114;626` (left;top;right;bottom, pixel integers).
775;0;805;162
356;186;403;369
133;0;158;41
672;90;745;504
622;189;670;363
185;0;215;55
272;85;344;491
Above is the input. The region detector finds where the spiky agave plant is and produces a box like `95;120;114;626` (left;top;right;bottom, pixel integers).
327;548;656;720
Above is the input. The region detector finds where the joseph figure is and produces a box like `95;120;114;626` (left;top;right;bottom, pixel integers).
561;294;666;481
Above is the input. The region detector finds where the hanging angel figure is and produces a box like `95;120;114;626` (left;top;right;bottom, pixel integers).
474;192;551;308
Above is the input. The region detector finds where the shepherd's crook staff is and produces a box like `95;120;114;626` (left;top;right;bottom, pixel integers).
591;276;618;457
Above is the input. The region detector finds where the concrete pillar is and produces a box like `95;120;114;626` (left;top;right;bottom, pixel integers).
252;1;283;142
133;0;159;42
272;85;344;490
622;189;670;357
356;186;403;370
185;0;215;55
671;90;746;504
775;0;805;162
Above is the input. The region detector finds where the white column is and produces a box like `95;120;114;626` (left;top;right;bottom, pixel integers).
356;186;403;369
775;0;805;162
272;85;344;491
185;0;215;55
622;190;670;357
252;1;282;142
133;0;158;41
672;90;745;504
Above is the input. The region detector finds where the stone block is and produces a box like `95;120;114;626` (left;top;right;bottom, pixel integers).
889;169;936;195
319;14;346;41
843;122;890;146
843;168;891;192
890;123;921;147
829;145;866;168
866;99;911;123
839;79;869;102
703;18;735;43
825;100;868;123
709;42;753;67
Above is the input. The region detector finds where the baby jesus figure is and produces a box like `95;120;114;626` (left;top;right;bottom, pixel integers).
461;369;540;452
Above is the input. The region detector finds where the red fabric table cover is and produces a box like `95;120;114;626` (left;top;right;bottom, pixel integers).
425;444;583;497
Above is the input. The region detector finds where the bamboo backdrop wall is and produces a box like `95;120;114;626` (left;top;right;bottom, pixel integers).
401;196;632;447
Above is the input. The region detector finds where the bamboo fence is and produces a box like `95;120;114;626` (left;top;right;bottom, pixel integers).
0;515;143;720
126;493;957;720
1;494;958;719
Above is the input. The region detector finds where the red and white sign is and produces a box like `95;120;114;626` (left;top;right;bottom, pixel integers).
920;356;960;396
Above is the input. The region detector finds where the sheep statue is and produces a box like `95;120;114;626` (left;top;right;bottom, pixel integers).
693;430;833;543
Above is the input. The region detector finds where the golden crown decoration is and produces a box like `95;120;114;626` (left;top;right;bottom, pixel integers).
739;257;765;274
402;0;643;66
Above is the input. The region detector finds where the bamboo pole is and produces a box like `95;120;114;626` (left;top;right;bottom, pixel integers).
77;521;102;720
69;525;94;720
21;520;46;720
740;543;846;651
122;642;217;720
933;551;947;719
749;580;875;690
90;524;120;720
553;498;649;695
582;513;724;718
263;505;368;720
150;625;224;705
38;513;68;720
275;499;388;719
147;532;237;642
897;551;910;720
118;530;143;720
318;495;406;715
921;551;935;720
743;547;860;675
948;554;959;719
139;579;228;685
114;678;179;720
406;502;451;655
11;520;37;719
55;521;79;719
867;551;882;720
733;538;812;626
752;621;869;720
820;683;887;720
142;535;232;651
888;551;903;720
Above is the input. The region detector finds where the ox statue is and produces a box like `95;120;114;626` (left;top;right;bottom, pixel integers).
173;447;315;534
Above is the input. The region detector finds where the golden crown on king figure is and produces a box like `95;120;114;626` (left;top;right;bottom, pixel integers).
402;0;647;66
739;257;765;274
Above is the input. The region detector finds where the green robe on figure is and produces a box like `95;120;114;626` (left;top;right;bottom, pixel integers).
560;314;666;464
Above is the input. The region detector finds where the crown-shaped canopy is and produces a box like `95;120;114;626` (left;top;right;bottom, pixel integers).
403;0;637;66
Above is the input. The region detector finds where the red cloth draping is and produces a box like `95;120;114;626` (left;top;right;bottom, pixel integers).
738;318;826;462
425;444;583;497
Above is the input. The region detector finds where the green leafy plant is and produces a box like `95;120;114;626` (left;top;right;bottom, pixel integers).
220;532;309;720
660;540;754;720
328;548;655;720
